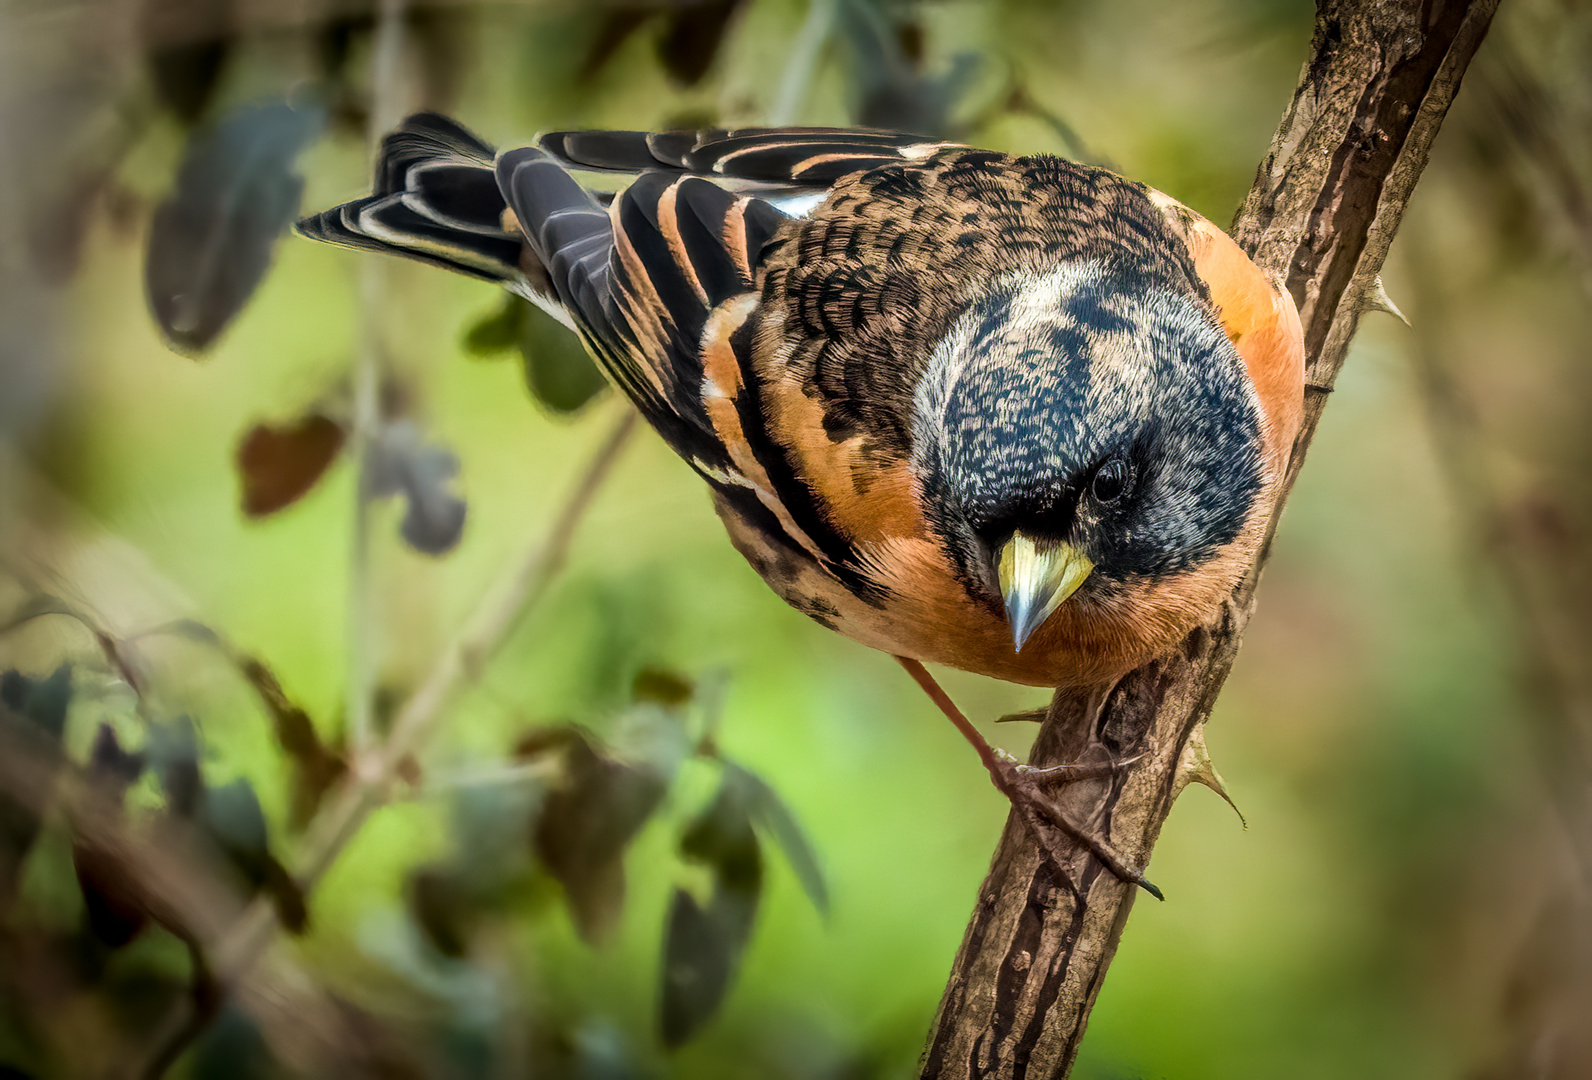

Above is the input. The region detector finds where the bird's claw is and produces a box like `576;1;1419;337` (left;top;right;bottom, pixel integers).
989;752;1162;900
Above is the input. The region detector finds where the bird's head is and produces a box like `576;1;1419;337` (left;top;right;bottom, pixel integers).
912;262;1266;652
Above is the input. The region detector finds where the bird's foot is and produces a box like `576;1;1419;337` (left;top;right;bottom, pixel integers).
895;656;1161;900
985;749;1162;900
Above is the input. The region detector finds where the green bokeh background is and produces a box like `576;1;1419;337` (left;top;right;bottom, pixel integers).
5;0;1589;1076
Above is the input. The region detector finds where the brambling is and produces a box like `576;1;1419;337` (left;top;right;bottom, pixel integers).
300;115;1304;890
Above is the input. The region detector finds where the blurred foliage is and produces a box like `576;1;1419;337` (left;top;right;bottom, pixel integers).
145;100;324;354
1;0;1590;1077
464;294;611;415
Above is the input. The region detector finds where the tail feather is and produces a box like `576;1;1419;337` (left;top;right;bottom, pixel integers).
375;112;495;193
495;146;615;327
296;113;539;296
297;112;964;488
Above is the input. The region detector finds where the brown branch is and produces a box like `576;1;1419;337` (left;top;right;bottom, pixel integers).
920;2;1500;1077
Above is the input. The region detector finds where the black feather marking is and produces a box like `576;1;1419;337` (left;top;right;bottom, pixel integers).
724;309;888;605
376;113;495;195
497;147;613;327
295;197;513;283
292;208;503;285
539;130;662;173
397;112;496;157
710;480;819;586
862;165;924;200
616;174;708;344
538;126;952;190
406;163;510;234
357;197;524;279
738;197;789;263
689;128;930;161
703;144;904;184
296;205;383;251
498;152;734;476
646;129;707;168
299;112;528;285
673;177;747;304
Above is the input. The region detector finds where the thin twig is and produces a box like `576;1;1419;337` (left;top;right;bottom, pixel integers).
769;0;836;126
346;0;409;766
213;407;639;983
396;758;561;801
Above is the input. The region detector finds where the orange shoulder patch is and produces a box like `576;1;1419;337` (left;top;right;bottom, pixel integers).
1146;190;1305;472
761;359;927;545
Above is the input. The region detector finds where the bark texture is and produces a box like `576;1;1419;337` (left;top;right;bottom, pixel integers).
920;2;1500;1077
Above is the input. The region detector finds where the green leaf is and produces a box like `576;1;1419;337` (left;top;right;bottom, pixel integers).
465;294;607;412
659;882;759;1049
612;702;691;785
408;867;473;959
519;301;608;414
0;667;73;904
145;100;325;354
87;723;144;792
728;761;829;917
461;294;525;357
236;655;344;828
202;778;308;934
153;622;345;828
366;419;468;556
190;1008;277;1080
661;767;764;1047
533;732;668;943
202;778;269;870
148;715;202;818
0;664;71;742
236;412;346;518
631;667;695;707
679;768;760;888
451;779;544;880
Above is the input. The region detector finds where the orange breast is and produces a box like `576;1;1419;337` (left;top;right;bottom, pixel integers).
713;194;1305;687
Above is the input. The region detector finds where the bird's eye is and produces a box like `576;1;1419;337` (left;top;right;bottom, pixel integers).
1091;460;1128;503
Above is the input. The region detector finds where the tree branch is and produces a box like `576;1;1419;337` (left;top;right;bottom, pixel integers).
920;3;1500;1076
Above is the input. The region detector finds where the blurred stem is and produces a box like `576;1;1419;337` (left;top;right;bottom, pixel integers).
346;284;381;766
214;407;638;983
347;0;408;766
770;0;836;126
398;758;562;801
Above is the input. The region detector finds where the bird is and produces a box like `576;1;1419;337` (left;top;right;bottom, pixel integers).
299;114;1304;893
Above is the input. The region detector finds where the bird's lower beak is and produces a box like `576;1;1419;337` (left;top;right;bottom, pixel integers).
998;533;1094;652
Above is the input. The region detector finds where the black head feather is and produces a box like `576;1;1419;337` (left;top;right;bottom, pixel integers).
912;261;1265;601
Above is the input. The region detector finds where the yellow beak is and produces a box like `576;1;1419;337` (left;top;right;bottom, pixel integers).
997;533;1094;652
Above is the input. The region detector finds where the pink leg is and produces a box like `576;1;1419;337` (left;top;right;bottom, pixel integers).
895;656;1162;900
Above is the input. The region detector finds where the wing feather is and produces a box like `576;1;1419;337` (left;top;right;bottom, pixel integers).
536;126;958;193
297;113;536;296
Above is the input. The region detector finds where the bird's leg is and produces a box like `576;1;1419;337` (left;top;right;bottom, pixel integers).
894;656;1162;900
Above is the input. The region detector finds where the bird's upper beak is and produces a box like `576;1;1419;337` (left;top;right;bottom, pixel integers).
998;532;1094;652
